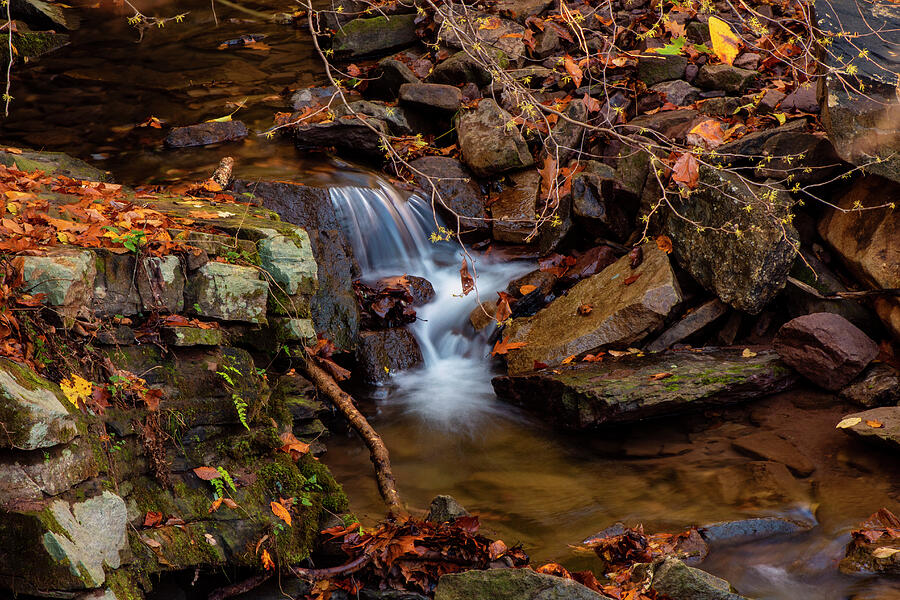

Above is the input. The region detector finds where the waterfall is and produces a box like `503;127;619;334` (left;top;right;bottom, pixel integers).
328;179;530;425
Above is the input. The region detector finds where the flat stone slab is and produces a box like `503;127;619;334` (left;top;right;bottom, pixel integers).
492;348;797;429
731;431;815;477
838;406;900;451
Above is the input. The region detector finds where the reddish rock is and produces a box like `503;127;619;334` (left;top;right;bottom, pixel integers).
774;313;878;390
165;121;248;147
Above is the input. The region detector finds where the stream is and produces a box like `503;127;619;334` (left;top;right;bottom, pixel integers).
3;1;899;598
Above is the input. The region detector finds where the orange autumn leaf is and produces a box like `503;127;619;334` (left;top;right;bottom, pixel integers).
519;284;538;295
656;235;673;254
672;152;699;189
209;498;224;513
623;273;642;285
491;336;528;356
688;119;725;148
582;93;601;113
279;431;310;459
193;466;222;481
271;500;292;526
866;419;884;428
649;372;673;380
561;354;576;365
577;303;593;316
539;156;558;198
563;55;583;87
709;17;741;66
261;549;275;570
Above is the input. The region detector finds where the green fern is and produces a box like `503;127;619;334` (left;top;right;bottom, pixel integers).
232;393;250;430
217;466;237;492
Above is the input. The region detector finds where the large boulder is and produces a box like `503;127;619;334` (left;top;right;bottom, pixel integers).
638;557;750;600
774;313;879;390
332;14;419;58
492;348;795;428
435;568;611;600
438;12;525;62
399;83;462;113
185;262;269;324
665;167;798;314
16;249;96;321
332;100;415;136
817;175;900;339
457;99;534;177
0;147;109;181
0;358;78;451
354;328;424;383
501;243;681;374
409;156;489;236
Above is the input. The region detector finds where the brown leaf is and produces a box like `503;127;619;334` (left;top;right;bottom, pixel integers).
209;498;224;513
687;119;725;148
460;258;474;296
629;246;643;269
624;273;642;285
656;235;673;254
672;152;699;189
495;292;513;323
193;466;222;481
489;539;508;560
539;156;558;198
582;93;601;113
866;420;885;428
519;284;538;295
271;500;292;526
143;511;163;527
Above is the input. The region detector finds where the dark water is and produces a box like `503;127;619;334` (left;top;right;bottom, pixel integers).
4;3;900;598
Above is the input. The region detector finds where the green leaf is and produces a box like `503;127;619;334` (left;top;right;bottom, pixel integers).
655;36;687;56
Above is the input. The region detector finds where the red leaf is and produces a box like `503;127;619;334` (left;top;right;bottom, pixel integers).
192;466;222;481
672;153;699;189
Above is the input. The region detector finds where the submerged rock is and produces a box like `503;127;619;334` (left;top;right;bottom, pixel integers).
435;568;611;600
699;517;814;546
457;99;534;177
493;349;795;428
500;243;681;374
165;120;248;147
774;313;878;391
731;431;815;477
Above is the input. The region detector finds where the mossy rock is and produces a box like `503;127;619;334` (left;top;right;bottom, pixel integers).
0;31;68;59
0;148;109;181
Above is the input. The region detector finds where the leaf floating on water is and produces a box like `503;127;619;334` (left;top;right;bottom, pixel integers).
866;420;884;428
836;417;862;429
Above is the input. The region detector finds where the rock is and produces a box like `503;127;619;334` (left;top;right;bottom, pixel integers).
434;568;611;600
645;299;728;352
399;83;463;112
0;441;97;509
271;317;317;343
571;164;633;242
369;57;421;99
426;495;469;523
493;348;795;428
457;99;534;177
354;328;424;383
640;557;749;600
290;86;356;111
429;50;498;87
694;64;757;94
470;300;499;331
755;131;845;185
651;79;701;106
0;148;109;181
840;364;900;408
165;121;248;147
698;96;744;117
840;509;900;576
185;262;269;324
404;276;436;305
138;255;185;313
838;406;900;452
91;251;141;318
732;431;815;477
817;175;900;339
491;0;555;23
545;99;587;164
665;166;798;314
623;109;701;142
713;119;806;162
438;12;525;62
500;243;681;374
161;326;226;347
409;156;489;235
41;491;128;588
332;14;418;58
17;249;96;321
700;517;814;546
257;230;317;296
637;54;688;87
333;100;415;135
733;52;760;71
774;313;878;390
710;460;808;508
491;169;540;243
780;84;818;113
757;88;786;113
558;246;617;286
0;30;68;59
292;117;390;156
614;135;656;199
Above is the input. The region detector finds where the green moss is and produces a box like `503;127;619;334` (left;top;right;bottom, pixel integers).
104;567;144;600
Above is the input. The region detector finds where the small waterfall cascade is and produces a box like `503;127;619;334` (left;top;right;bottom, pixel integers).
328;179;530;424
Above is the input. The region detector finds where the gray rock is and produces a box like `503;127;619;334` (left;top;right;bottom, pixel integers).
0;148;109;181
429;50;498;87
545;98;587;164
840;364;900;408
774;313;878;390
781;84;818;113
700;517;814;546
271;318;317;343
333;100;414;135
257;229;317;296
571;164;633;242
732;431;815;477
399;83;463;112
500;243;681;374
838;406;900;452
457;99;534;177
642;557;749;600
292;117;391;157
652;79;702;106
0;441;98;509
438;12;525;62
426;495;469;523
493;348;795;428
92;251;141;318
755;131;845;185
290;86;353;111
19;249;96;321
332;14;419;58
370;57;421;99
409;156;489;235
165;121;248;147
695;64;757;94
624;108;701;142
645;299;728;352
185;262;269;324
139;255;185;313
491;0;555;23
435;568;611;600
354;328;424;383
637;54;688;87
0;358;78;450
665;166;798;314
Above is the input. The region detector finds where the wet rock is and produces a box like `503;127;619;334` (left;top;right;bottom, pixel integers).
840;508;900;576
438;13;525;62
755;131;845;185
429;50;498;87
17;249;96;321
369;57;421;99
500;243;681;374
185;262;269;324
409;156;489;235
840;364;900;408
404;276;436;305
545;98;587;164
774;313;878;390
426;495;469;523
780;84;818;113
165;120;248;148
332;14;418;58
694;64;757;94
639;557;750;600
290;86;355;111
138;255;185;313
470;300;499;331
457;99;535;177
637;54;688;87
0;30;68;60
0;148;109;181
817;175;900;339
732;431;815;477
710;461;808;508
292;117;390;156
355;328;424;383
645;299;728;352
492;0;554;23
493;348;795;428
435;568;611;600
558;245;618;286
399;83;462;113
257;230;317;296
651;79;701;106
700;517;814;546
333;100;414;135
838;406;900;452
623;109;701;142
491;169;540;243
571;163;633;242
665;166;797;314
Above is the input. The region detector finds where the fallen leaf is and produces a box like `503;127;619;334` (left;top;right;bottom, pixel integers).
649;372;673;380
687;119;725;148
192;466;222;480
563;55;583;87
709;17;741;65
143;511;163;527
271;500;292;526
582;93;601;113
872;547;900;559
741;348;757;358
577;303;593;316
495;292;513;322
561;354;576;365
656;235;673;254
866;420;885;428
672;152;699;189
582;353;604;362
460;258;474;295
519;284;538;295
261;549;276;570
623;274;641;285
209;498;224;513
492;336;528;356
836;417;862;429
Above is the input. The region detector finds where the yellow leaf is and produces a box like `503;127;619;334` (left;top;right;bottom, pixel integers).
270;500;292;526
872;547;900;559
708;17;741;66
60;374;93;408
836;417;862;429
741;348;757;358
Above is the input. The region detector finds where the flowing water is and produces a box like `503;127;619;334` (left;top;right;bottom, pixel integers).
4;2;900;598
